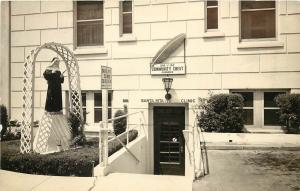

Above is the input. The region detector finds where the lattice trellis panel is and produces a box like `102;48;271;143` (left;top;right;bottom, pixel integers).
21;42;83;153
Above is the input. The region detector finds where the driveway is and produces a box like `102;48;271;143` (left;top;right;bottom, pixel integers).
193;150;300;191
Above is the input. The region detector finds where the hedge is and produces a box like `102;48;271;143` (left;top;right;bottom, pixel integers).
275;94;300;133
1;129;138;176
198;94;244;133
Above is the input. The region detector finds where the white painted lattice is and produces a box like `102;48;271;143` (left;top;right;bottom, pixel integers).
21;42;83;153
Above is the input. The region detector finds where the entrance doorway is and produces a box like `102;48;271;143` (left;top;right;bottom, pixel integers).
154;106;185;175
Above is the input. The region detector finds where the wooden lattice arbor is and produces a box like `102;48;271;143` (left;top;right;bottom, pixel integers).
21;42;83;153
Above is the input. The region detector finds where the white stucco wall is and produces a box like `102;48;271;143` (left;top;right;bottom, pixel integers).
0;2;10;111
7;0;300;177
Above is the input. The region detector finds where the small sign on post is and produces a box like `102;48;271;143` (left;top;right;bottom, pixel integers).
101;66;112;89
99;66;112;168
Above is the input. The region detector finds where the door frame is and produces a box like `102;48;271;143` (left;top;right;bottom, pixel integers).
148;103;189;176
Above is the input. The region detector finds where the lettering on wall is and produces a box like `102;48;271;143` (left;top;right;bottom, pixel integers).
141;98;195;103
150;63;186;75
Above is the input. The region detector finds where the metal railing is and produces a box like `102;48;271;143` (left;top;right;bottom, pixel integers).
182;116;209;179
98;111;144;167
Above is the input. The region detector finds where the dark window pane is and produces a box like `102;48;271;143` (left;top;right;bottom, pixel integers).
264;109;280;126
83;108;87;123
233;92;253;107
122;1;132;12
108;93;112;107
264;92;284;107
108;108;112;119
77;20;103;46
77;1;103;20
207;7;218;29
243;109;253;125
241;10;275;39
207;0;218;7
81;93;86;106
94;93;102;107
242;1;275;10
94;108;102;123
123;14;132;34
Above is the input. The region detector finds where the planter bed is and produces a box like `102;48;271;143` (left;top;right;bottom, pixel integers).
1;130;138;177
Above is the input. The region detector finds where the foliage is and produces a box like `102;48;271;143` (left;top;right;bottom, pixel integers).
275;94;300;133
108;129;138;156
1;130;138;176
0;105;9;139
68;112;86;146
198;94;244;133
113;110;127;135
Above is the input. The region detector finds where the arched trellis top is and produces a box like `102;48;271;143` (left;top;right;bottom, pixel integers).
21;42;83;153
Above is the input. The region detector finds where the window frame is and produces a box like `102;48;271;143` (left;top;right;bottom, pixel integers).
239;0;277;42
232;91;254;126
74;1;105;49
119;0;133;36
230;90;288;130
205;0;219;32
80;91;113;125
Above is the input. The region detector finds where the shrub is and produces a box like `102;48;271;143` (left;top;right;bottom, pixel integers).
113;110;127;135
1;130;138;176
1;147;98;177
275;94;300;133
108;129;138;156
0;105;9;139
68;112;86;146
198;94;244;133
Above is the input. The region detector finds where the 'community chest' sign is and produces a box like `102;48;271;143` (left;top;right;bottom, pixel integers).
151;63;185;75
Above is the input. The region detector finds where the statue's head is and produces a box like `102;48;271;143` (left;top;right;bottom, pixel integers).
48;57;60;71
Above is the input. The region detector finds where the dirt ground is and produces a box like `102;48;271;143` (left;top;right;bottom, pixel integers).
193;150;300;191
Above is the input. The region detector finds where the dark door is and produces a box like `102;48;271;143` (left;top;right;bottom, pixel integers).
154;106;185;175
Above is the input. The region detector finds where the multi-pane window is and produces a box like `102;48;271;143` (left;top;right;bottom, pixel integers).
232;90;286;128
76;1;104;47
120;1;133;34
80;92;112;125
206;0;218;30
94;92;112;123
233;92;254;125
241;1;276;39
264;92;284;126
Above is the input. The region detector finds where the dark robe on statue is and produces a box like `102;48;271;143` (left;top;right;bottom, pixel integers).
44;69;64;112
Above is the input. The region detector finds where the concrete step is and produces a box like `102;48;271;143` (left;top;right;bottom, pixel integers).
93;173;192;191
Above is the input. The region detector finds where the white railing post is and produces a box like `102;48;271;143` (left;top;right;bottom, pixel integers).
99;123;108;167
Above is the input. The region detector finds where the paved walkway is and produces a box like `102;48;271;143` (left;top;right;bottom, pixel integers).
0;170;192;191
193;150;300;191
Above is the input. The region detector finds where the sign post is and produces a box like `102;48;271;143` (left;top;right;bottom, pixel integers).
99;66;112;167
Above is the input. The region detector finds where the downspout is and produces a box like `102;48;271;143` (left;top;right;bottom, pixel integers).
8;1;11;118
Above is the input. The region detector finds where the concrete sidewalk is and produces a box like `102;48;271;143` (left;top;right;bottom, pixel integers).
0;170;192;191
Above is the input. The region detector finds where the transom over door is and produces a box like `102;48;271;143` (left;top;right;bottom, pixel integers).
154;107;185;176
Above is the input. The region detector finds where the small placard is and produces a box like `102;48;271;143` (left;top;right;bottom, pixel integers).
151;63;185;75
101;66;112;89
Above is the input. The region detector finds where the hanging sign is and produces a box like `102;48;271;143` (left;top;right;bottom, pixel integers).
151;63;185;75
101;66;112;89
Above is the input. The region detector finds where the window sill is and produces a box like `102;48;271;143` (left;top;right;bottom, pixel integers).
74;47;108;55
118;34;137;42
203;31;225;38
237;41;284;49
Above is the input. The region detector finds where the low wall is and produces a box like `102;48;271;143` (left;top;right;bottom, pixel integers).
94;134;147;176
202;132;300;146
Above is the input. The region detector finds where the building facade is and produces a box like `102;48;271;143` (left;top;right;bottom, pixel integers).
1;0;300;176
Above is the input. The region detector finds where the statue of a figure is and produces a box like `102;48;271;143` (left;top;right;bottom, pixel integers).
44;57;64;112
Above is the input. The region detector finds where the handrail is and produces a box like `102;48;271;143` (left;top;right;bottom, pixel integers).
110;131;140;163
99;111;144;167
99;111;143;125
